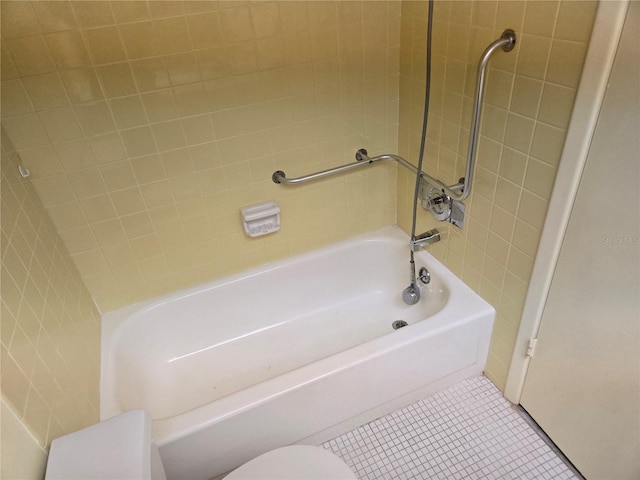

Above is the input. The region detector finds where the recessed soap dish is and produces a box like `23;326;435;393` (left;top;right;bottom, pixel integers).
240;201;280;237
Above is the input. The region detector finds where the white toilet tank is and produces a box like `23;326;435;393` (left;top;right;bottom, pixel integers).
45;410;166;480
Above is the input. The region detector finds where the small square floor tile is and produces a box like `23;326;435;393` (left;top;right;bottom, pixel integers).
322;376;579;480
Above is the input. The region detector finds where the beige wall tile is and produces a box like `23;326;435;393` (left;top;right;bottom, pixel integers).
1;43;20;81
38;107;83;144
109;96;148;130
507;246;535;283
4;36;56;77
88;133;126;164
120;126;157;157
517;190;548;230
83;26;127;65
509;75;542;118
91;219;127;246
72;249;110;276
547;38;590;88
73;101;116;137
1;152;100;449
111;1;150;24
148;1;184;19
72;1;115;29
110;187;146;216
220;6;254;44
397;0;595;391
31;1;77;34
182;115;216;145
187;12;224;48
1;1;41;38
153;17;193;54
530;122;565;166
130;154;165;185
523;1;559;38
197;48;232;82
499;147;527;186
250;2;281;39
18;146;64;178
1;79;34;118
1;0;595;400
130;57;171;92
2;348;31;414
96;63;137;99
60;68;104;104
494;177;521;215
503;113;535;154
524;157;556;199
515;34;552;81
512;219;541;258
67;168;108;199
555;1;598;42
31;175;76;207
2;114;50;150
165;52;203;87
59;226;99;254
161;148;193;177
99;161;137;191
538;83;576;129
151;120;187;152
119;21;158;60
22;73;70;111
46;202;87;232
44;31;91;70
140;180;174;208
141;89;179;123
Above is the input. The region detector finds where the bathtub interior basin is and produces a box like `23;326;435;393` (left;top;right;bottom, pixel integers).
101;226;495;480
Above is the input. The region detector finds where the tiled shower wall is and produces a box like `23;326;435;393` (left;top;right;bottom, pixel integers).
1;0;401;312
1;131;101;449
396;0;597;389
0;0;599;458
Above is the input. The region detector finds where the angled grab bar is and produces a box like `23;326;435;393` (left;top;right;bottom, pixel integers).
272;29;516;200
271;150;384;185
272;149;451;191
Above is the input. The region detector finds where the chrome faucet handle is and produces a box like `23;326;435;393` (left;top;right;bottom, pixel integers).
422;187;451;221
418;267;431;285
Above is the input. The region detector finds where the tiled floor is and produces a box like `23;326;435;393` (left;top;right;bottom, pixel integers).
321;376;580;479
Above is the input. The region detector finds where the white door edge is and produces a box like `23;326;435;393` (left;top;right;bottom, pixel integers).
503;0;630;404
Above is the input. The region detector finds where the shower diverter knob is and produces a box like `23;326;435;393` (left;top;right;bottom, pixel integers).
422;187;451;221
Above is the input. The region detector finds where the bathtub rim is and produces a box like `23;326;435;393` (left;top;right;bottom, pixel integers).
100;225;495;445
102;227;425;331
102;225;456;343
153;305;491;446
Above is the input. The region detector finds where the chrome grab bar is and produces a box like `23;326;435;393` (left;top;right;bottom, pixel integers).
271;149;387;185
272;149;454;192
456;29;516;201
272;29;516;200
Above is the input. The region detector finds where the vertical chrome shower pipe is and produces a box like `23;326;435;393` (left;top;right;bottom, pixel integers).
403;28;515;305
402;0;435;306
452;29;516;202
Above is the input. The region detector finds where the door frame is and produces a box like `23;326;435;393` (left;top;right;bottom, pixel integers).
503;0;630;404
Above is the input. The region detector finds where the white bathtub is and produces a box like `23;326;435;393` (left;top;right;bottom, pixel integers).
101;226;494;480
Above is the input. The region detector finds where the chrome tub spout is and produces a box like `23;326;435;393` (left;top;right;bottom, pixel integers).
411;229;440;252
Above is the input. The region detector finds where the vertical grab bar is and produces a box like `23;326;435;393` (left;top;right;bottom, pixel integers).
450;29;516;202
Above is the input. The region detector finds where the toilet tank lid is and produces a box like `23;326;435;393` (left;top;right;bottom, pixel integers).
45;410;152;480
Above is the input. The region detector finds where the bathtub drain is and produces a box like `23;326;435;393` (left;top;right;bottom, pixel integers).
392;320;408;330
